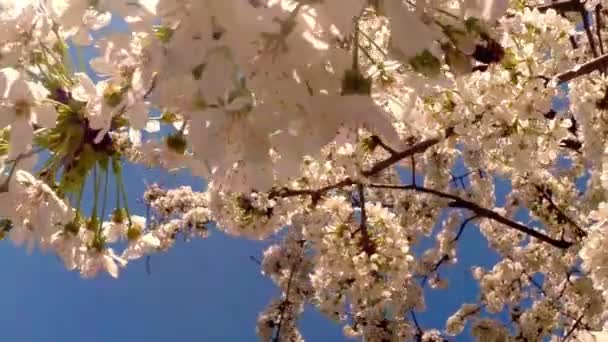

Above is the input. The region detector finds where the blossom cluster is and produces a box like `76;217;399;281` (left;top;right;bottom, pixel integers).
4;0;608;341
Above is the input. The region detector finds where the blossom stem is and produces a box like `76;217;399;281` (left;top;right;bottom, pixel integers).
92;163;100;219
99;168;109;231
114;159;132;226
75;177;85;217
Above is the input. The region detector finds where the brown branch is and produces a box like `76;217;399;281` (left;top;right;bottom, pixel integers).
523;271;591;330
270;178;355;203
271;130;451;202
450;199;572;249
562;310;588;341
368;183;573;249
362;128;453;177
370;135;398;155
556;53;608;84
536;0;580;13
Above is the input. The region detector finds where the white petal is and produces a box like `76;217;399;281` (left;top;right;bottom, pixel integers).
33;103;58;128
103;254;120;278
89;57;117;77
0;106;14;128
71;73;96;102
8;118;33;159
129;128;141;145
141;234;160;248
145;120;160;133
72;28;92;46
0;68;20;98
127;101;149;129
465;0;509;21
131;215;146;228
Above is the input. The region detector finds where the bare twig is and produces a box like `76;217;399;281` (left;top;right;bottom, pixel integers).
410;156;416;185
562;310;588;341
410;311;424;340
454;215;479;242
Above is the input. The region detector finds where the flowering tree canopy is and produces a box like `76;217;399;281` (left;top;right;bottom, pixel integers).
5;0;608;340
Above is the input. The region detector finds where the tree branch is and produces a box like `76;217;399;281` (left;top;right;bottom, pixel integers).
597;6;605;55
536;0;581;14
362;128;453;177
368;183;573;249
271;130;452;202
555;53;608;84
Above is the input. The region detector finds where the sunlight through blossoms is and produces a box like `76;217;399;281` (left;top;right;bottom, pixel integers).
2;0;608;341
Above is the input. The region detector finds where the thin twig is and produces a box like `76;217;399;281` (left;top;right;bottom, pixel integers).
273;258;300;342
410;156;416;185
454;215;478;242
419;216;477;285
410;311;423;340
357;183;376;255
